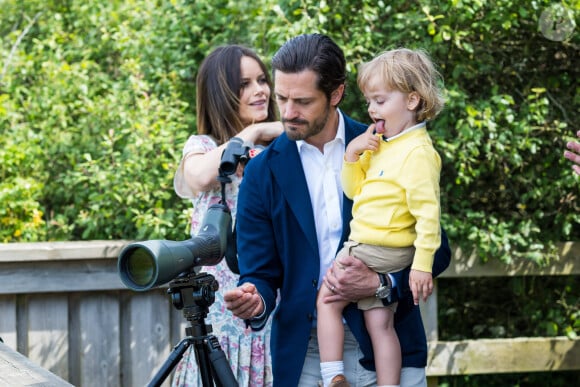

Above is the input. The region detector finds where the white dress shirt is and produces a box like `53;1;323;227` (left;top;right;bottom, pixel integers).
296;110;346;288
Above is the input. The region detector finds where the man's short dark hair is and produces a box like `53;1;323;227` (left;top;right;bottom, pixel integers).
271;33;346;102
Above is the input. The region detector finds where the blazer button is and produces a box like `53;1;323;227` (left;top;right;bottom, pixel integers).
312;279;318;287
307;313;313;321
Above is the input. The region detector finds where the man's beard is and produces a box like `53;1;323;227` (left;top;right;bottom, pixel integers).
283;104;330;142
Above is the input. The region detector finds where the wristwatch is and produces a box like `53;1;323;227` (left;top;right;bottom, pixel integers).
375;273;392;302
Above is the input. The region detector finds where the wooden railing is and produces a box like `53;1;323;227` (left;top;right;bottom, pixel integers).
422;242;580;383
0;241;578;386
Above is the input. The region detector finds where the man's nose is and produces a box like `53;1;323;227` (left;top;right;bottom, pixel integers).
282;101;298;120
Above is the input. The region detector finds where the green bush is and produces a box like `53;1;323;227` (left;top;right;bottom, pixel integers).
2;0;577;248
0;177;45;241
1;0;194;240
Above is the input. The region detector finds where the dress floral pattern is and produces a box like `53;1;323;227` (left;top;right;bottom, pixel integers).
172;135;273;387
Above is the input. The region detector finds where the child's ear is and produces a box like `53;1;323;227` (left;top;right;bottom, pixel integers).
407;92;421;111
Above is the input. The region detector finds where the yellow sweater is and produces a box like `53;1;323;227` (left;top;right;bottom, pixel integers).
342;126;441;273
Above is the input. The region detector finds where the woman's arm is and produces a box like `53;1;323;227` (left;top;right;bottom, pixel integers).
176;122;283;197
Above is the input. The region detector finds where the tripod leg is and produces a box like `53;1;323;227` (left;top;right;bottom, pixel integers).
193;335;216;387
206;336;239;387
147;338;192;387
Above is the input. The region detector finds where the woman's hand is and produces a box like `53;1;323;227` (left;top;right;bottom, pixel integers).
239;121;283;145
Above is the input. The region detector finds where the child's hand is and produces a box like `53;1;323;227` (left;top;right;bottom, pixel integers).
344;124;380;162
409;269;433;305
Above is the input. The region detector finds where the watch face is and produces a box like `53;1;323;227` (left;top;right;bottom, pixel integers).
376;286;390;299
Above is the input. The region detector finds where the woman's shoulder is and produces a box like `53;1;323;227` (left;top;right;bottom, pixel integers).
183;134;218;154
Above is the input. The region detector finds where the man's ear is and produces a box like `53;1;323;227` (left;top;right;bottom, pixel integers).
330;84;345;106
407;91;421;111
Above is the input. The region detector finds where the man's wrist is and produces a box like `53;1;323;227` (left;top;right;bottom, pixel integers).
245;295;267;330
251;295;266;320
375;273;392;302
376;272;400;307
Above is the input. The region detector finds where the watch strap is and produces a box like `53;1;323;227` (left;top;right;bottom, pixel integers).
378;273;391;288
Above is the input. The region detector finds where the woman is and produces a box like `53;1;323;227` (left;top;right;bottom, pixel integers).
172;45;282;387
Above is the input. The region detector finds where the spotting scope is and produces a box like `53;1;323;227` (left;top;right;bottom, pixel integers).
117;203;232;291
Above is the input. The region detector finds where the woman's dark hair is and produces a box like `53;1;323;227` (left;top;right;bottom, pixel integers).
196;45;277;145
271;33;346;102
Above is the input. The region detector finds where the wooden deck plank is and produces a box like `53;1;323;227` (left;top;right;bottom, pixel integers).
1;340;73;386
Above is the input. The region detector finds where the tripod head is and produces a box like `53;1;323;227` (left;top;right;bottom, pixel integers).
148;271;238;387
167;272;218;335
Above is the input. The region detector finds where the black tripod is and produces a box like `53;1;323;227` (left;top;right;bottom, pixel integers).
147;272;238;387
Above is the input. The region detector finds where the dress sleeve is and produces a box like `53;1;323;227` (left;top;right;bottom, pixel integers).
173;135;217;198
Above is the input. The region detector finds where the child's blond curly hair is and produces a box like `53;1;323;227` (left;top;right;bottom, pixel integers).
357;48;445;122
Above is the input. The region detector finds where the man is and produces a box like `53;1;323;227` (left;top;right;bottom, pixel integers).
225;34;451;387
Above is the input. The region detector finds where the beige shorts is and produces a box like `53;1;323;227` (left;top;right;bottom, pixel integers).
336;240;414;310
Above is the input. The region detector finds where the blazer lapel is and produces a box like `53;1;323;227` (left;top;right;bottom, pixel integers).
339;114;364;246
270;134;319;256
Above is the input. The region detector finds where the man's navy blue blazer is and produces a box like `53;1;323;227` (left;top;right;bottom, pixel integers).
236;112;452;387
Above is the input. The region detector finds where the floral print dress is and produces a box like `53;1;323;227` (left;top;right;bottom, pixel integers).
172;135;273;387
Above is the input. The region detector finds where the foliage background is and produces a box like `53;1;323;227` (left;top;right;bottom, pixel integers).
1;0;579;385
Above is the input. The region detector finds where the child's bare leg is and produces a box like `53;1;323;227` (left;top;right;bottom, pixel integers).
316;284;349;362
364;305;401;385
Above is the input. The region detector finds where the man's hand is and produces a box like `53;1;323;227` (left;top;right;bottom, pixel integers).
322;255;379;303
409;269;433;305
224;282;264;319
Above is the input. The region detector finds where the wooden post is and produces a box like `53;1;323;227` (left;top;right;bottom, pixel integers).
422;280;439;387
